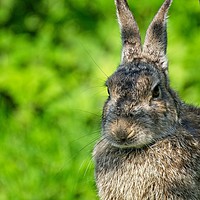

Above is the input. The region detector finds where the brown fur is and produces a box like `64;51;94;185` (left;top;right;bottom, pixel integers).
93;0;200;199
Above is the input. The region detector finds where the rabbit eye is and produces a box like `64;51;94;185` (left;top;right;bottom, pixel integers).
152;85;161;99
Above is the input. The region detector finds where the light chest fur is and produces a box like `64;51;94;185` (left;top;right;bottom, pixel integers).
93;135;200;200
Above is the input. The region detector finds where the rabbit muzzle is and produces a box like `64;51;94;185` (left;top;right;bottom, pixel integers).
103;114;157;149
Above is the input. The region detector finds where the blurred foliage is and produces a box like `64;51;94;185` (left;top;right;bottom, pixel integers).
0;0;199;199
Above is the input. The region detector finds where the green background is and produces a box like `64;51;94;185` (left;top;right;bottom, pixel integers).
0;0;199;199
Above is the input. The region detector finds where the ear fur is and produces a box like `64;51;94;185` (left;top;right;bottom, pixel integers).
142;0;173;70
115;0;142;64
115;0;173;70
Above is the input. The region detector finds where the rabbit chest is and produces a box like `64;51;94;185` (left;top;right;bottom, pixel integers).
93;138;200;200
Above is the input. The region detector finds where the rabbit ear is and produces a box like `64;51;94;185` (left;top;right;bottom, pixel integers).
143;0;173;70
115;0;142;64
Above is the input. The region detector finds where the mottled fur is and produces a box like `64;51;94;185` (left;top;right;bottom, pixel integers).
93;0;200;199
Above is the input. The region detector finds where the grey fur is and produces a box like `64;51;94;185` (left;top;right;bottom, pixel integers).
115;0;142;63
143;0;173;70
93;0;200;199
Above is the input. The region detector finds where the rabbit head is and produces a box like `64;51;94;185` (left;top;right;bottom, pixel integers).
102;0;180;149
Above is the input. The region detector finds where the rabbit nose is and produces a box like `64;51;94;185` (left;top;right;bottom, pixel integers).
115;129;128;142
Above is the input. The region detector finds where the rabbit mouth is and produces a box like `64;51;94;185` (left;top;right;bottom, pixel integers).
105;132;155;149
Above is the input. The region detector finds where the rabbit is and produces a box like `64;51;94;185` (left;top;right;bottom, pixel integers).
93;0;200;199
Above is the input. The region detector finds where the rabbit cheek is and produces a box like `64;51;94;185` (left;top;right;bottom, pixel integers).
102;97;117;124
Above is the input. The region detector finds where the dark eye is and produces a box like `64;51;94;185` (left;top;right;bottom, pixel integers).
152;84;161;99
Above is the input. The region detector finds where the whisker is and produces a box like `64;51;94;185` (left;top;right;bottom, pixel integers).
80;85;106;94
83;158;93;177
91;137;108;159
80;42;108;78
69;131;100;145
73;109;101;118
69;136;100;161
